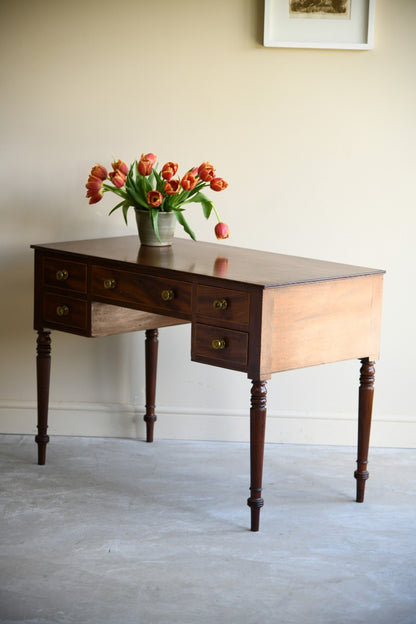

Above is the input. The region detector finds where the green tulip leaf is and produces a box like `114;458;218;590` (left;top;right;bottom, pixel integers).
183;192;213;219
122;203;130;224
108;200;126;216
125;175;147;209
174;209;196;241
150;207;162;242
153;168;164;193
102;184;127;200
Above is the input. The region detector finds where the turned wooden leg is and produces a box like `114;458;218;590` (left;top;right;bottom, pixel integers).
143;329;158;443
35;330;51;465
354;358;375;502
247;380;267;532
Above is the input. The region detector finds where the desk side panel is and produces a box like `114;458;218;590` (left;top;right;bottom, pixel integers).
262;274;383;374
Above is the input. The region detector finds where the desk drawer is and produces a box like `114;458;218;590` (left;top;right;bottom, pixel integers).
195;285;250;329
43;293;88;331
43;257;87;294
91;265;192;317
192;323;248;370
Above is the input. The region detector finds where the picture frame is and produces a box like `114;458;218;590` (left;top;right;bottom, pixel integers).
264;0;375;50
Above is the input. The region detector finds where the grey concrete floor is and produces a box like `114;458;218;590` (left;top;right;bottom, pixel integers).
0;434;415;624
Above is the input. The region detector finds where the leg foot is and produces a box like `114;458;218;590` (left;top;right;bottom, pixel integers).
354;358;375;502
35;330;51;465
143;329;158;443
247;380;267;531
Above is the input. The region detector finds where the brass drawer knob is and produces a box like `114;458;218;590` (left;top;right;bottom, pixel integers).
213;298;228;311
103;278;117;290
56;269;69;281
212;338;226;351
161;289;174;301
56;304;69;317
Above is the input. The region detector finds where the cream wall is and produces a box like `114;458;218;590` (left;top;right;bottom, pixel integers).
1;0;415;447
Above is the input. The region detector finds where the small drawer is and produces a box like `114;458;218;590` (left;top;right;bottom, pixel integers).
43;293;88;331
195;285;250;329
91;265;192;318
192;323;248;371
43;257;87;294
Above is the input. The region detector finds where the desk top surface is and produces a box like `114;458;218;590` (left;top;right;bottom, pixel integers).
32;236;384;288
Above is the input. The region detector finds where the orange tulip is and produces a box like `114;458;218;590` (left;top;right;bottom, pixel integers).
214;222;230;240
147;190;163;207
181;171;197;191
112;160;129;175
138;153;157;176
210;177;228;192
161;162;178;181
86;187;104;204
90;164;107;180
198;162;215;182
164;179;180;195
109;170;126;188
89;193;103;204
85;175;103;192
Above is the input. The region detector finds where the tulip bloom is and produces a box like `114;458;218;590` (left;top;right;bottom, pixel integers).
138;153;157;176
86;177;104;203
164;179;180;195
161;162;178;181
210;177;228;192
112;160;129;175
147;190;163;207
198;162;216;182
90;164;107;180
87;190;104;204
181;171;197;191
215;222;230;240
85;174;103;192
109;170;126;188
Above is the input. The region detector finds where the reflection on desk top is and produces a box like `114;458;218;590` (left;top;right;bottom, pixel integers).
32;236;385;288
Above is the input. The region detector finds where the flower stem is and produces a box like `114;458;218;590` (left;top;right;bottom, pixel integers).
212;204;221;222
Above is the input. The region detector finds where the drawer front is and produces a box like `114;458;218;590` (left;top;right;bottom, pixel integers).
43;293;88;331
195;285;250;329
192;323;248;370
43;257;87;293
91;265;192;317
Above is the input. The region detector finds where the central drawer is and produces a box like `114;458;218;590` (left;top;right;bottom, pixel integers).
91;265;192;318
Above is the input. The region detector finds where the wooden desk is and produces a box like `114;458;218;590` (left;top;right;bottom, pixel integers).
32;236;384;531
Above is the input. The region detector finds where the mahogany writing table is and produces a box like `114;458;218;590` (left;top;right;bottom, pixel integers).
32;236;384;531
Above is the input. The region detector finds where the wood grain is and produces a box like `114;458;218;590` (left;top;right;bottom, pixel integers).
91;303;188;336
260;274;383;375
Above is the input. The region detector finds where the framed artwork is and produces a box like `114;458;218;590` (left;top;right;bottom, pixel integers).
264;0;375;50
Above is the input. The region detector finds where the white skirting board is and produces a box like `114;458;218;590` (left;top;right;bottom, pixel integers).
0;401;415;448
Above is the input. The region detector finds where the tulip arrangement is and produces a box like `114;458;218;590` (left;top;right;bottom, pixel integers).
85;153;230;242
